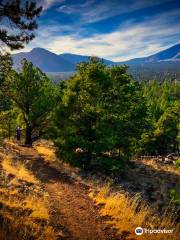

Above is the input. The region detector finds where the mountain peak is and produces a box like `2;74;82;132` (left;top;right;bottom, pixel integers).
32;47;47;51
30;47;53;54
13;47;74;72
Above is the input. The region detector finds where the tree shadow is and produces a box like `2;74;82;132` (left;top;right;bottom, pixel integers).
110;160;179;214
19;154;74;185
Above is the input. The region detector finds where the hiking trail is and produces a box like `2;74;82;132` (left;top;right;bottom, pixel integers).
3;141;119;240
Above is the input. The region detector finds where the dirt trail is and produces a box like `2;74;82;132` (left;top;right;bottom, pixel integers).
5;142;118;240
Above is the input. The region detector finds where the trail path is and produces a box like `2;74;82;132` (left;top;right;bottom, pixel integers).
5;142;118;240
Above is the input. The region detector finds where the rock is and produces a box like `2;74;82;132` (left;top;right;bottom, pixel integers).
164;158;173;164
167;153;175;159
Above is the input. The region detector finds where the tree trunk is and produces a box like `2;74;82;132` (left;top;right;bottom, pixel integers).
84;150;92;170
25;124;32;146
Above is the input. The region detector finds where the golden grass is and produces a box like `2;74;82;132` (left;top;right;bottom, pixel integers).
89;184;179;240
0;151;5;158
140;158;180;176
0;197;22;210
35;146;56;163
0;187;49;220
24;194;49;220
2;156;38;184
0;192;53;240
0;150;57;240
43;226;64;240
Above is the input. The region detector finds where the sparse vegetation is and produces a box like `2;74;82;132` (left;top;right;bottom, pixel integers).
89;184;179;240
35;141;56;163
2;156;38;184
0;147;58;240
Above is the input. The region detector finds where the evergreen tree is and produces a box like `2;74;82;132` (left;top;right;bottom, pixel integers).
0;54;12;111
141;80;180;155
0;0;42;51
53;58;146;171
2;59;56;145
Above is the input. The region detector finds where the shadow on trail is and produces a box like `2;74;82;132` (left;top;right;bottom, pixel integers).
22;155;74;185
21;147;180;215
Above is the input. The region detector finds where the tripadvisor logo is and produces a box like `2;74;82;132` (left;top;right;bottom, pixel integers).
135;227;174;235
135;227;143;235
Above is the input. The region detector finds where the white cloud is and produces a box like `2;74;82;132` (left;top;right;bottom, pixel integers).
40;0;64;10
57;0;170;24
14;9;180;61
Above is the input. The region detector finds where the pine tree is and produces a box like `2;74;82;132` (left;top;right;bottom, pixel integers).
53;58;146;171
0;0;42;51
3;59;56;145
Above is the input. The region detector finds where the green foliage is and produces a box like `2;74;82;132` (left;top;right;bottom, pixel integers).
0;54;13;111
53;58;146;171
175;159;180;169
141;80;180;155
2;59;56;145
169;189;180;205
0;107;23;143
0;0;42;51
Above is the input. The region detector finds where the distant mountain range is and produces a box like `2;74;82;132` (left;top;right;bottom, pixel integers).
12;48;114;72
12;44;180;81
120;43;180;64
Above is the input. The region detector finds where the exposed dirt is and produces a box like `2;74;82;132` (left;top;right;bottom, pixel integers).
2;142;119;240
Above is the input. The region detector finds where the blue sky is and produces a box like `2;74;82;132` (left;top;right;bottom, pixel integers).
20;0;180;61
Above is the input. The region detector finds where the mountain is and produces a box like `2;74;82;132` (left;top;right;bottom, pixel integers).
13;48;74;72
59;53;89;65
12;44;180;80
120;44;180;65
60;53;114;66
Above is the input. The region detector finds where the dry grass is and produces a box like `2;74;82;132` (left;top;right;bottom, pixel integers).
24;194;49;220
35;145;56;163
0;151;57;240
2;156;38;184
139;158;180;176
89;184;180;240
